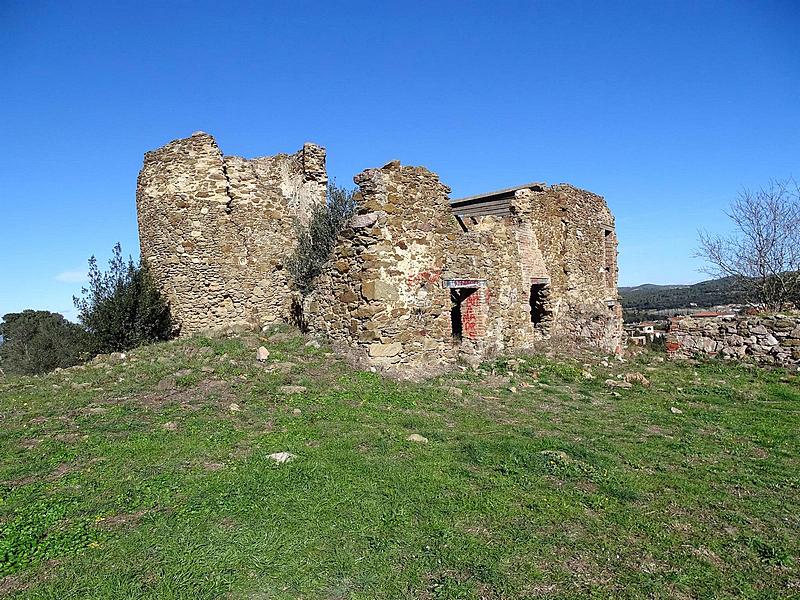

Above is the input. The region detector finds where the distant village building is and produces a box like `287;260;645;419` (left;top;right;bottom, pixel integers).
625;321;664;345
137;132;623;375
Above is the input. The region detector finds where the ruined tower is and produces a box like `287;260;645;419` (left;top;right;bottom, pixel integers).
136;132;326;333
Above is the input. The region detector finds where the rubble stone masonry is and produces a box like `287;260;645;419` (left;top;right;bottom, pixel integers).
305;160;622;375
136;132;326;334
137;133;622;376
667;313;800;365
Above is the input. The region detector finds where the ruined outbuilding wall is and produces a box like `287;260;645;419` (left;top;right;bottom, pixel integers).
512;185;622;347
667;314;800;365
136;132;326;334
306;161;622;375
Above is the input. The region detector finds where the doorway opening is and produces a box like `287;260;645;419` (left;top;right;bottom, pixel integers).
450;288;476;341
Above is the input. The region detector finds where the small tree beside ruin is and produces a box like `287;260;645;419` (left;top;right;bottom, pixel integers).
698;178;800;310
287;182;357;296
74;243;173;354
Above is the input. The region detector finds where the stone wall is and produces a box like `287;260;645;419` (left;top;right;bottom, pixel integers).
136;132;622;377
305;160;622;376
136;132;326;334
666;313;800;365
511;184;622;347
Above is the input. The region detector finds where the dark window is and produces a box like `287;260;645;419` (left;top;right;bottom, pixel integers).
530;283;550;325
604;229;614;285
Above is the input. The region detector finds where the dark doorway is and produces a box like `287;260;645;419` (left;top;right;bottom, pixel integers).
530;283;550;325
450;288;476;341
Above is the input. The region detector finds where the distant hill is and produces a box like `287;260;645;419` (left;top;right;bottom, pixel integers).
619;276;749;322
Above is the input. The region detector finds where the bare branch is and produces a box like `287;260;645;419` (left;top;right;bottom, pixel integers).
696;178;800;310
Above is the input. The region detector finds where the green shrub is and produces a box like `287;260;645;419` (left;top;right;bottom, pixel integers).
287;183;357;295
74;243;173;354
0;310;87;375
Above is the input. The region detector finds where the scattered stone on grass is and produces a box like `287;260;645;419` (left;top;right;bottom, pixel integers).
582;370;595;380
539;450;571;462
268;332;297;343
279;385;307;394
406;434;428;444
268;451;296;464
229;402;241;412
442;386;463;396
292;408;302;415
624;372;651;387
162;421;178;431
256;346;270;362
670;406;683;414
605;379;633;389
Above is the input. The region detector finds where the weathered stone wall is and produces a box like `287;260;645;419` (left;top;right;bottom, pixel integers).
136;132;326;334
305;160;622;375
666;313;800;365
512;185;621;348
137;133;621;376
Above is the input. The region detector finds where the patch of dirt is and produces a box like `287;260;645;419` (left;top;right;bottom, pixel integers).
523;582;560;597
644;425;673;438
0;559;61;596
691;546;725;568
8;461;83;487
202;462;226;471
0;573;29;596
95;509;148;529
564;552;614;587
132;378;234;411
53;432;85;444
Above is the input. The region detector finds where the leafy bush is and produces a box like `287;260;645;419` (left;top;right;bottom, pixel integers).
0;310;87;375
74;243;173;354
287;183;357;295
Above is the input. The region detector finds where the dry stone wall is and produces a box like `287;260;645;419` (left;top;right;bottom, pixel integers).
136;132;326;334
667;313;800;365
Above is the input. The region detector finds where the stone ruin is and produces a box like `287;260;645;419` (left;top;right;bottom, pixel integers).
137;132;622;375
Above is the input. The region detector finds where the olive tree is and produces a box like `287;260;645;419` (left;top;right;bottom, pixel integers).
286;182;357;296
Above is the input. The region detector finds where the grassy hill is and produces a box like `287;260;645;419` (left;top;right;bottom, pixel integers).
1;329;798;598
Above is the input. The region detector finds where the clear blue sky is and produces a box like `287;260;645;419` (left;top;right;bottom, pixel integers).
1;1;798;319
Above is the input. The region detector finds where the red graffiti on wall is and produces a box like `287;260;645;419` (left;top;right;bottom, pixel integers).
462;291;481;338
407;269;441;287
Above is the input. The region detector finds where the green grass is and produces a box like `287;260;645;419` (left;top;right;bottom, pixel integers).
0;330;798;599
